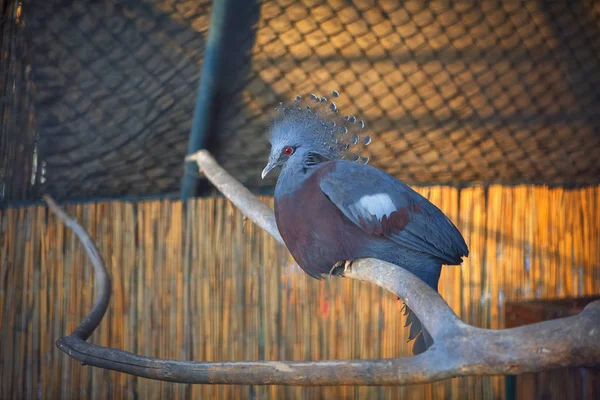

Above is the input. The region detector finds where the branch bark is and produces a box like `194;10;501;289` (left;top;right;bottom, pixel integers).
47;150;600;386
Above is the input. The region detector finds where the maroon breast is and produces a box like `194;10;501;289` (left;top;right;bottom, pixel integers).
274;166;362;278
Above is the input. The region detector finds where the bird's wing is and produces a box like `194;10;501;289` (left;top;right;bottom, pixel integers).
319;161;469;264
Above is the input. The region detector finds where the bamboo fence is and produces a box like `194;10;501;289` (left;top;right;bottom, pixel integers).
1;185;599;399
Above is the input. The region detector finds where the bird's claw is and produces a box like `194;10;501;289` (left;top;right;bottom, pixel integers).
328;259;353;279
343;259;352;272
328;261;342;279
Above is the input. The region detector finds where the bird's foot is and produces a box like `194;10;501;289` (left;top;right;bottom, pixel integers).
343;259;352;272
328;259;353;279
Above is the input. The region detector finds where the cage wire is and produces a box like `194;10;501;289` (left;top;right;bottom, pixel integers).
0;0;39;204
223;0;600;190
2;0;600;203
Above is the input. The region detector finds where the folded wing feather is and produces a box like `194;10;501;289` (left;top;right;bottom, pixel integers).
319;160;468;265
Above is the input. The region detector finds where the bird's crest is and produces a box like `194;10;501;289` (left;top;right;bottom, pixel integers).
270;91;372;164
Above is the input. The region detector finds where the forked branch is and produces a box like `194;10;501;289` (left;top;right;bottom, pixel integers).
48;150;599;385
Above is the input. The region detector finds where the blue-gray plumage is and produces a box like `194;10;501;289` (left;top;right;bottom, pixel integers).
262;94;468;354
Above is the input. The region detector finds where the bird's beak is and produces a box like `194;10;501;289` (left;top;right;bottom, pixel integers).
261;161;277;179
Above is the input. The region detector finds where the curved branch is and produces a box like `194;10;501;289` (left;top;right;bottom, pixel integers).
48;150;600;386
184;152;463;335
44;196;111;341
185;152;283;245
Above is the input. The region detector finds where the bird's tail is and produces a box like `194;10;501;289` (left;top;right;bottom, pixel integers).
402;303;433;355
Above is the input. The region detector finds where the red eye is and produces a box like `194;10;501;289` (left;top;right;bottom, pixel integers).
283;146;294;156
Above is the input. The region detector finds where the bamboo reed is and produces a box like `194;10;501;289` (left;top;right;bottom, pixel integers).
1;185;599;399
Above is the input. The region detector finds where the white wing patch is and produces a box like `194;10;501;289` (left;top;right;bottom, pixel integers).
356;194;396;219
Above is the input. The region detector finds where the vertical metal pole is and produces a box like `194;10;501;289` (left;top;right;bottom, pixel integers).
180;0;232;200
505;375;516;400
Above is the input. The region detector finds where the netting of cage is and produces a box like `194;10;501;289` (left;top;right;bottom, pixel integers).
225;0;600;190
18;0;214;202
3;0;600;202
0;0;38;204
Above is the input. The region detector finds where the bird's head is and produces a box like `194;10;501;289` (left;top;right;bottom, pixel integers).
262;92;372;179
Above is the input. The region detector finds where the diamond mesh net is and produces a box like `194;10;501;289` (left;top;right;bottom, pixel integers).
2;0;600;202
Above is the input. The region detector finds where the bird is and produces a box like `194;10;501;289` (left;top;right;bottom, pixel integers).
261;92;469;354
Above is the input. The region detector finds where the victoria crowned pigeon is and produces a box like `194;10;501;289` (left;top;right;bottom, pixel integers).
261;93;469;354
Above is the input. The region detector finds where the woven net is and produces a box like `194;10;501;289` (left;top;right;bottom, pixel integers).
225;0;600;190
2;0;600;202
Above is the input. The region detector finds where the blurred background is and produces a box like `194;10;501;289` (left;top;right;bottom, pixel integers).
1;0;599;398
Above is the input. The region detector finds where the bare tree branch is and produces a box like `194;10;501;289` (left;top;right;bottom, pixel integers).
44;196;111;341
48;150;600;386
184;152;284;245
